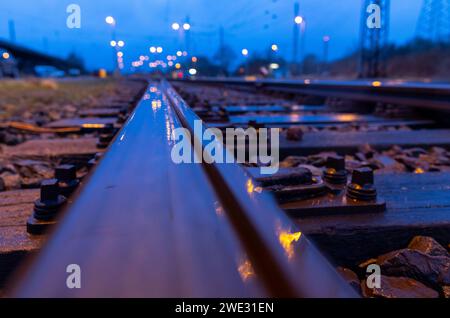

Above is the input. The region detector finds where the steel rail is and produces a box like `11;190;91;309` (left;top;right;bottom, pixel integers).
10;81;356;298
180;78;450;112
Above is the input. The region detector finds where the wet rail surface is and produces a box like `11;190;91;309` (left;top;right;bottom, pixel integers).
9;81;356;298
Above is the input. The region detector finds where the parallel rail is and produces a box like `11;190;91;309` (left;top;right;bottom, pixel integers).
183;78;450;112
10;81;355;297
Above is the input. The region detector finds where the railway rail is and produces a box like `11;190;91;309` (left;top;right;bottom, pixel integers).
6;78;450;298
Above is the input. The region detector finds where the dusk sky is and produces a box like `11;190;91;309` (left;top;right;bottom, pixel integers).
0;0;424;70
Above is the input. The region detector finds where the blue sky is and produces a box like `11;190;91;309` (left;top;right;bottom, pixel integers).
0;0;424;70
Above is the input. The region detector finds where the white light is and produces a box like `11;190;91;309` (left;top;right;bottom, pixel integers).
242;49;249;56
271;44;278;52
294;16;303;25
168;61;174;66
182;51;188;56
105;16;115;25
269;63;280;70
150;46;156;53
117;40;125;47
157;47;163;53
176;51;182;57
189;68;197;75
172;23;180;31
110;40;117;47
183;23;191;31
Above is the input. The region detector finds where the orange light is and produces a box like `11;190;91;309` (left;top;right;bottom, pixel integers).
82;124;105;129
278;229;302;260
372;81;382;87
246;179;255;194
2;52;10;59
98;69;107;78
414;167;425;174
175;63;181;69
237;259;255;282
191;57;198;63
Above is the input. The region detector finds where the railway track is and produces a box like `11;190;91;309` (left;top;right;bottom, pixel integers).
6;78;450;298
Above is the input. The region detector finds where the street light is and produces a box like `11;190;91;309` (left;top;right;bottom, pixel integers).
150;46;156;53
242;48;249;56
294;16;303;25
117;40;125;47
106;16;120;75
105;16;115;25
271;44;278;52
172;19;191;53
157;46;163;53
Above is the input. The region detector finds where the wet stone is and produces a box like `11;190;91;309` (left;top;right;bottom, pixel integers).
0;131;24;146
373;155;407;173
443;286;450;298
279;156;307;168
362;275;439;298
0;173;21;190
408;236;449;258
404;147;428;158
377;248;450;288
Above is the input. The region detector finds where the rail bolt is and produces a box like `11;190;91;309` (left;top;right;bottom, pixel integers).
323;155;348;185
346;167;377;201
55;164;80;197
27;179;67;235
